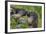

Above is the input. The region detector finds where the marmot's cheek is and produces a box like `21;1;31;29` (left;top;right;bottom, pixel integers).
28;17;33;24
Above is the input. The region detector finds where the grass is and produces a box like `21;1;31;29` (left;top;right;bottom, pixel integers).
10;5;42;29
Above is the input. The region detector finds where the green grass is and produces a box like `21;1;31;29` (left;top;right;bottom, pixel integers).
10;5;42;29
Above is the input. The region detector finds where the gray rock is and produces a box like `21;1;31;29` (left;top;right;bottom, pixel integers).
19;17;27;24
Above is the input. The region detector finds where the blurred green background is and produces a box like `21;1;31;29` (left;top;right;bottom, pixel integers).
10;5;42;29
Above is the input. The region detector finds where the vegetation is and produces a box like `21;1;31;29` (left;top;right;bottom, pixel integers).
10;5;42;29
